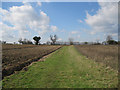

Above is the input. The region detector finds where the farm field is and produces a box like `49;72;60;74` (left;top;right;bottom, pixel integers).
1;1;119;89
75;45;118;70
2;44;61;78
2;46;118;88
2;44;40;50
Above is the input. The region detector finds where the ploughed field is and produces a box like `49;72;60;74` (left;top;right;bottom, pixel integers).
2;44;61;78
75;45;118;70
2;44;40;50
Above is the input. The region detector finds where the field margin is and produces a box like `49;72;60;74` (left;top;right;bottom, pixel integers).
2;46;62;79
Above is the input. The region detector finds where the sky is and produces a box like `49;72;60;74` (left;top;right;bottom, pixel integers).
0;1;118;43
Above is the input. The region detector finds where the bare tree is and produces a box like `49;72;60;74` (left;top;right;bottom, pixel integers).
69;38;74;45
46;41;51;45
106;35;113;41
95;38;101;45
18;38;33;44
2;41;6;44
18;38;23;44
50;35;57;45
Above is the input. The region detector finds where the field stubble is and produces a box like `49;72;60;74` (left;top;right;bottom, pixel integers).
75;45;118;70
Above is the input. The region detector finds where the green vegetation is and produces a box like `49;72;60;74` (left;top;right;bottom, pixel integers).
3;46;118;88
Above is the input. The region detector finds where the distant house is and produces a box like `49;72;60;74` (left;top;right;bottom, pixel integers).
73;42;80;45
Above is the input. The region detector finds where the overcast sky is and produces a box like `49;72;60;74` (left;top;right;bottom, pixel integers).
0;1;118;43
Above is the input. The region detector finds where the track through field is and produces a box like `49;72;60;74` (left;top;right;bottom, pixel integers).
2;46;118;88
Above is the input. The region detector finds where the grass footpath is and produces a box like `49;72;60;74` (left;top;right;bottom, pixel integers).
2;46;118;88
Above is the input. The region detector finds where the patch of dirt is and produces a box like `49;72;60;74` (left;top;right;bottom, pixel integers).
22;51;54;72
2;46;62;79
28;51;53;67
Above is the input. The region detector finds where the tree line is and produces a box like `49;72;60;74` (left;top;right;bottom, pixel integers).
18;35;58;45
0;34;119;45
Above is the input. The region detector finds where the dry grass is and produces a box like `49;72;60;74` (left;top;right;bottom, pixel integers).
2;44;61;78
75;45;118;70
